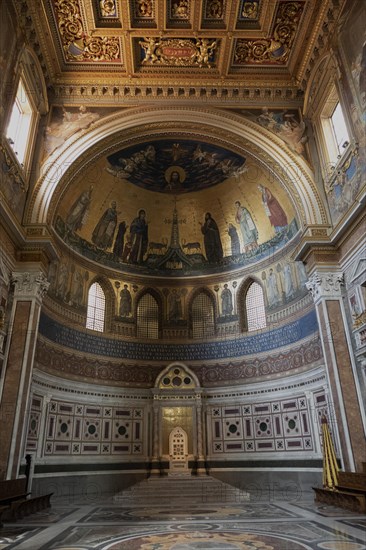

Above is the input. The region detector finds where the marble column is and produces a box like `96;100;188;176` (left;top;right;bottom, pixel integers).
0;271;49;480
195;395;207;475
306;271;366;471
150;402;161;476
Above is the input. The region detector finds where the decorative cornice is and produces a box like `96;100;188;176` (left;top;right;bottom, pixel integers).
306;271;344;302
12;271;50;300
297;0;346;90
49;82;304;106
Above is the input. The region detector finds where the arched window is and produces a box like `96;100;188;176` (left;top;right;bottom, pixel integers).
137;293;159;339
191;292;215;339
246;282;266;331
86;282;105;332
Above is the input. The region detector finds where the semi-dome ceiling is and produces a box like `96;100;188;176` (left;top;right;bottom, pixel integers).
54;133;299;277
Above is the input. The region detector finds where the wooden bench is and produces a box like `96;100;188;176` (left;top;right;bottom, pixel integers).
313;470;366;513
0;478;53;526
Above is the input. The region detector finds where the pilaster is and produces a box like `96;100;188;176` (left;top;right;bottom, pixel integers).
306;270;366;471
0;270;49;479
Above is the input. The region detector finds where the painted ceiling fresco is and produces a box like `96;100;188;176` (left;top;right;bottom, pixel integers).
106;140;246;194
55;143;298;277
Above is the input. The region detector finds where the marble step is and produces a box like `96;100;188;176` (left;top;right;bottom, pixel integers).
114;475;250;504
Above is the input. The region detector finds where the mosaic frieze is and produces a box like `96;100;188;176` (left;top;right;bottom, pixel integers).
35;331;322;387
53;0;121;62
39;308;318;361
233;1;304;65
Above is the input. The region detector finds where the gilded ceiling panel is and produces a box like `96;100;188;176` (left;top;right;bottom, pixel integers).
232;1;305;66
38;0;312;77
52;0;122;63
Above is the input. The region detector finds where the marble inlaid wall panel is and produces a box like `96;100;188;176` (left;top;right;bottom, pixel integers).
207;392;327;456
27;397;145;457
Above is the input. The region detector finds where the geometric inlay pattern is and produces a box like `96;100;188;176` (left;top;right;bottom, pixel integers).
32;398;144;456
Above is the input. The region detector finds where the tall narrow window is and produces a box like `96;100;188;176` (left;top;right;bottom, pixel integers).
137;293;159;339
6;78;34;165
192;293;215;339
321;87;350;166
86;282;105;332
246;282;266;332
330;102;350;159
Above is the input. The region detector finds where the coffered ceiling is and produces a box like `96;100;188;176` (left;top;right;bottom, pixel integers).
15;0;340;104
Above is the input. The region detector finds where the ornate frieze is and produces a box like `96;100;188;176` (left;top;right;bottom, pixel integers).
53;0;121;62
50;83;303;104
35;334;322;387
233;1;304;65
306;272;344;302
12;272;50;300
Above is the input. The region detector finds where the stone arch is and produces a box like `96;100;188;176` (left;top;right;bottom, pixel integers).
26;107;328;229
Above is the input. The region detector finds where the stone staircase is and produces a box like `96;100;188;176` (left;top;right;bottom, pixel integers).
114;475;250;506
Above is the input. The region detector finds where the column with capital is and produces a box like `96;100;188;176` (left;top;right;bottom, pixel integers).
306;271;366;471
0;271;49;480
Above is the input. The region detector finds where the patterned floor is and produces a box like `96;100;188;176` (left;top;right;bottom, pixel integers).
0;494;365;549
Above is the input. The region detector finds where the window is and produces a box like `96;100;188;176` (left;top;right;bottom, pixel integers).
192;292;215;339
245;282;266;332
6;78;35;166
137;293;159;339
330;103;350;156
320;87;350;166
86;282;105;332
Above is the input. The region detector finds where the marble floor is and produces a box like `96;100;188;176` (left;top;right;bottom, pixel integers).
0;490;365;550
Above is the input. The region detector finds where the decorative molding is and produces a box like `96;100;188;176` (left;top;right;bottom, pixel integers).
34;330;323;387
12;271;50;300
306;271;344;302
50;83;304;105
0;144;28;193
298;0;346;90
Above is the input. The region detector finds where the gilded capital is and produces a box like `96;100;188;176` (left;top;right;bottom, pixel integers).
306;271;344;302
12;271;50;300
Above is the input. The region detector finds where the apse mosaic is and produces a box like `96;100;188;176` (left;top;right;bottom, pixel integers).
106;139;246;193
55;146;298;277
